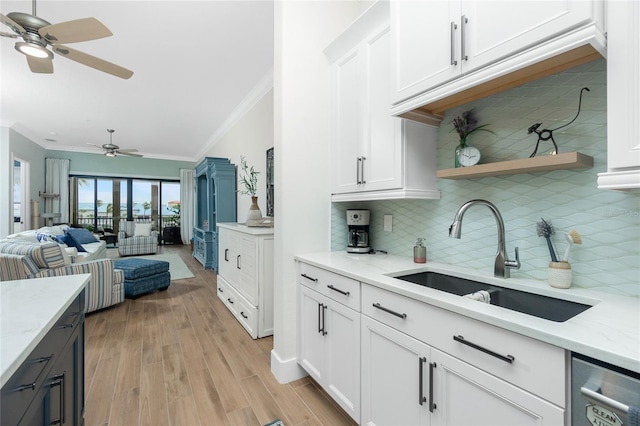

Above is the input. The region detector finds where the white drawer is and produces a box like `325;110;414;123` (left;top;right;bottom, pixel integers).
237;297;258;339
361;284;565;407
298;262;361;311
217;276;238;315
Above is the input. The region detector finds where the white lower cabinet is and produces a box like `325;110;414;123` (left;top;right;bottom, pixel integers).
361;316;431;426
217;223;273;339
430;348;564;426
299;285;361;422
297;261;566;425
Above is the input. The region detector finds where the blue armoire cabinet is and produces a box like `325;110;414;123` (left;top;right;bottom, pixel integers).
193;157;236;270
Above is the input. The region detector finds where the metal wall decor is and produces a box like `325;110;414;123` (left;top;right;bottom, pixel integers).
527;87;590;158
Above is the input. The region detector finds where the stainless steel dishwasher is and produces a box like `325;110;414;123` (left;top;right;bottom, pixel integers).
572;353;640;426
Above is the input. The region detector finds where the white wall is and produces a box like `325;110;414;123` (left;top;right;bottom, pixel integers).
271;0;373;382
203;89;274;221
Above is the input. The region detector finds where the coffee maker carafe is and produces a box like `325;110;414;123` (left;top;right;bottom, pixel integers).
346;210;371;253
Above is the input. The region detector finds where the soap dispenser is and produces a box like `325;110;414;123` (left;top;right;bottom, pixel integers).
414;238;427;263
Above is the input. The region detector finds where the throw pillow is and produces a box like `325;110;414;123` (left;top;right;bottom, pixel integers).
58;243;73;265
134;223;152;237
65;227;99;244
60;232;87;252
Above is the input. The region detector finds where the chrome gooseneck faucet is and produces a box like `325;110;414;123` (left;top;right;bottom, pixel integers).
449;199;521;278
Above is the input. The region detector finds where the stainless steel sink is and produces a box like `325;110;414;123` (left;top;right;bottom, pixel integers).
394;271;592;322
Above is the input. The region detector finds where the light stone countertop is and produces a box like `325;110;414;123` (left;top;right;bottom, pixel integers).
218;222;274;235
295;251;640;374
1;274;89;388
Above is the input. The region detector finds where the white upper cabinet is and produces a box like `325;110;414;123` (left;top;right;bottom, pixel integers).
598;0;640;190
391;0;605;116
326;1;440;202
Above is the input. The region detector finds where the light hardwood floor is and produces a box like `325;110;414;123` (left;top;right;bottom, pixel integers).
84;244;356;426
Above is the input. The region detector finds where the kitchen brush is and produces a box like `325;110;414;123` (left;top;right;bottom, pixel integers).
536;218;559;262
562;230;583;262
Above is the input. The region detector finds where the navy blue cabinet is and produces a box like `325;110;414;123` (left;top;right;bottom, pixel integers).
193;157;236;270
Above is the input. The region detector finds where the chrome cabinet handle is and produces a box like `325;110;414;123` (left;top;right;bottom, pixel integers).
581;386;631;415
327;284;350;296
356;157;361;184
453;335;515;364
461;15;468;61
418;357;427;405
372;303;407;319
450;21;458;65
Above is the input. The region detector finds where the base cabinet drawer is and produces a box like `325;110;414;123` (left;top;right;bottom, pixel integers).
298;263;361;311
362;284;565;407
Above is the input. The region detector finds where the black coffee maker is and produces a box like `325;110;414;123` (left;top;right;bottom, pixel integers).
346;210;370;253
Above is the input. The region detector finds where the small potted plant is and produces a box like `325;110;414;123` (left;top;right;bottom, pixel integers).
451;109;494;168
238;156;262;225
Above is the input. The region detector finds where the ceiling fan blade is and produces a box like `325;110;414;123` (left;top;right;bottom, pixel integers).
86;143;103;149
39;17;112;44
116;148;139;153
1;30;18;38
52;45;133;79
1;13;25;35
116;150;143;157
26;55;53;73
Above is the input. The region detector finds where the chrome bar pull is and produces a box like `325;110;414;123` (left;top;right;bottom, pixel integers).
461;15;468;61
418;357;427;405
360;156;366;184
356;157;362;184
450;21;458;65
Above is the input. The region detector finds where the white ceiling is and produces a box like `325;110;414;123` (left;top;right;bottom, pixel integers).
0;0;274;162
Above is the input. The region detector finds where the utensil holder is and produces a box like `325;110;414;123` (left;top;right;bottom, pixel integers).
548;261;572;289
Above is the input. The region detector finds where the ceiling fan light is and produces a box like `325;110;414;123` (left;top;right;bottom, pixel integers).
105;151;116;157
15;41;53;59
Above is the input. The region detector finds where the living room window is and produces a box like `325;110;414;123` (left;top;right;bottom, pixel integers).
70;176;180;235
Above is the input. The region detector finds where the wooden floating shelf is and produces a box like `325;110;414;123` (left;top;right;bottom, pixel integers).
436;152;594;180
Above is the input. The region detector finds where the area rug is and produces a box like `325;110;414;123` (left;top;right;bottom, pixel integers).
106;250;194;280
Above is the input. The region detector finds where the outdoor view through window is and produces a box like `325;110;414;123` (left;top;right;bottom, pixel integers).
72;177;180;235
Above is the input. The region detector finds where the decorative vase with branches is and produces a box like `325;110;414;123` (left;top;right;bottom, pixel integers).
451;109;494;168
238;156;262;224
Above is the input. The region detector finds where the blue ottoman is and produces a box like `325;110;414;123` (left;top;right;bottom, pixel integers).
113;258;171;298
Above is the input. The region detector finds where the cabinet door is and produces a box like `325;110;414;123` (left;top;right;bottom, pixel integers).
218;228;234;282
392;0;460;104
430;348;564;426
324;295;361;422
332;47;364;194
361;316;431;426
237;235;257;305
364;24;402;192
605;0;640;170
462;0;597;72
298;286;327;383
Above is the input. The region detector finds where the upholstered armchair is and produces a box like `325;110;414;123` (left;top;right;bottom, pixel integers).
117;220;158;256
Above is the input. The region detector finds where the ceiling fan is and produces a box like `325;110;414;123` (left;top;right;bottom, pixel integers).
0;0;133;79
88;129;142;158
